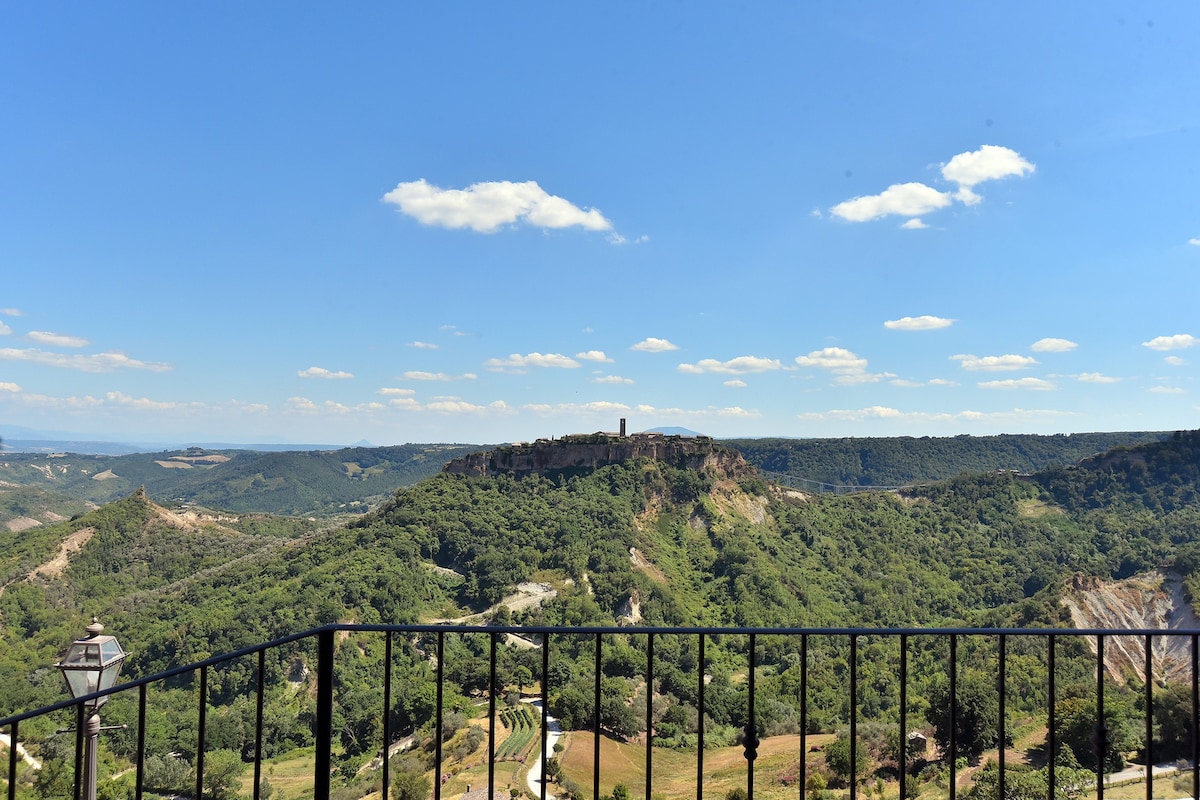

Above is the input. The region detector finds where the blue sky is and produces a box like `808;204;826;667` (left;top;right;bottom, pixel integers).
2;3;1198;446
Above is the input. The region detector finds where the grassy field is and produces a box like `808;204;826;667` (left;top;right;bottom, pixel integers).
557;731;837;800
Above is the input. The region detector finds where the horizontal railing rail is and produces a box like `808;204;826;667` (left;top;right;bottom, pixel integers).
5;624;1200;800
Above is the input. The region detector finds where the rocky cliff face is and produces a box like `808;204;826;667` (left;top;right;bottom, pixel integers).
1061;570;1200;684
443;432;751;479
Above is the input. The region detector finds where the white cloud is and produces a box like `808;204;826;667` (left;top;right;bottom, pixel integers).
900;218;928;230
941;145;1035;189
677;356;783;375
831;182;952;222
1142;334;1198;351
951;353;1038;371
1149;386;1185;394
576;350;613;362
798;406;1071;424
978;377;1056;390
0;347;172;373
0;382;20;392
1189;238;1200;246
884;315;954;331
0;322;10;335
27;330;89;348
382;179;612;233
724;379;747;388
795;347;867;374
890;379;924;388
795;347;891;385
298;366;354;379
631;337;679;353
1165;356;1187;366
410;341;439;350
1031;338;1078;353
0;308;22;316
105;391;187;411
929;378;958;386
378;387;416;396
485;352;581;371
592;375;634;384
425;398;511;414
1077;372;1120;383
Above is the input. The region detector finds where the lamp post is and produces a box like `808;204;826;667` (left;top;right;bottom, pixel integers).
55;618;127;800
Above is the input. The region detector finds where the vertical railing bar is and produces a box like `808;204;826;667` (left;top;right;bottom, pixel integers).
1097;634;1106;800
316;629;334;800
540;632;550;800
1048;634;1057;800
799;634;808;800
197;664;208;800
383;632;393;800
849;634;858;800
253;649;265;800
435;631;445;800
74;702;84;800
998;634;1006;800
746;633;757;800
1145;634;1153;800
595;633;603;800
646;632;655;800
488;631;497;800
697;634;706;800
7;720;17;800
136;683;147;800
1191;634;1198;800
949;635;957;800
899;634;907;800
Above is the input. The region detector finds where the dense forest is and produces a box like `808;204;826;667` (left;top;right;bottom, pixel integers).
2;431;1200;800
725;431;1168;488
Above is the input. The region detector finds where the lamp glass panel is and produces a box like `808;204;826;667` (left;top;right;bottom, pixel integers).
99;638;125;661
63;642;102;666
64;668;100;698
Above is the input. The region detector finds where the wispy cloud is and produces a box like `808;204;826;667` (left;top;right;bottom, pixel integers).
410;341;439;349
1189;238;1200;246
1149;386;1185;394
1031;338;1077;353
378;387;416;396
884;315;954;331
1142;334;1197;351
951;354;1038;371
978;377;1056;390
0;348;172;373
724;379;747;388
1165;356;1187;367
298;366;354;379
0;382;20;392
677;356;783;375
0;308;22;316
798;406;1071;424
402;371;477;381
576;350;613;363
631;337;679;353
1077;372;1120;383
382;179;612;234
27;330;89;348
592;375;634;384
485;352;581;372
0;321;10;335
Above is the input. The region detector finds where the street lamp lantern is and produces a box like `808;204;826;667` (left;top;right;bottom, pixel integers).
56;618;127;707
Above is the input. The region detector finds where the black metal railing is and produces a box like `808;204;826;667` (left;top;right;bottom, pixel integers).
4;625;1200;800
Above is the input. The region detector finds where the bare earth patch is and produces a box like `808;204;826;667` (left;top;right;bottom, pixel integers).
31;527;96;579
155;460;193;469
92;469;118;481
5;517;42;533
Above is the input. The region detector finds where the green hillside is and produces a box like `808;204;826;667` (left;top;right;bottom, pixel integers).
0;442;485;522
4;431;1200;800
